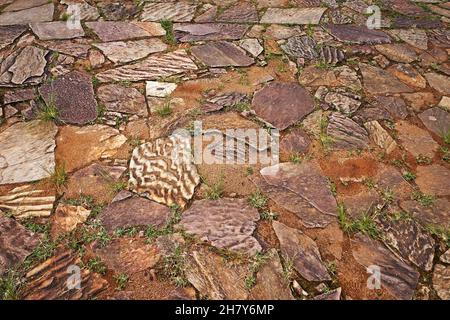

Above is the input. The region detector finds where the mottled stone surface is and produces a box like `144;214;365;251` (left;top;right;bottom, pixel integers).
96;50;198;82
327;112;369;150
415;165;450;197
99;196;170;232
0;3;54;26
378;215;435;271
93;238;160;274
389;29;428;50
86;21;165;42
30;22;85;40
273;221;331;282
128;135;200;208
433;264;450;300
0;214;41;275
252;82;314;130
0;121;57;185
249;249;295;300
239;39;264;57
97;84;147;116
364;120;397;154
180;198;261;255
93;39;167;64
260;8;327;25
51;204;90;237
419;107;450;137
191;41;254;67
425;73;450;95
217;2;258;23
351;233;420;300
325;24;391;44
186;248;249;300
174;23;249;42
400;198;450;228
23;250;108;300
396;121;439;158
39;71;97;125
280;128;311;156
375;43;418;63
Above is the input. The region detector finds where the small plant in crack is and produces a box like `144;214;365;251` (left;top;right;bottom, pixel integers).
204;176;224;200
260;210;278;221
84;257;107;276
155;99;173;117
338;203;380;239
114;273;129;290
248;190;268;209
162;245;188;287
0;269;22;300
160;19;176;45
411;191;435;207
415;154;432;165
38;97;59;122
402;171;416;182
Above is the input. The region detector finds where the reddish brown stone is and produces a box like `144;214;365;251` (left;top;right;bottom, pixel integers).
191;41;254;67
325;24;391;45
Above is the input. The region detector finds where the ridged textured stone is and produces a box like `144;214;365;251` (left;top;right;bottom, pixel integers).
22;250;108;300
273;221;331;282
252;82;314;130
326;112;369;150
174;23;249;42
141;1;197;22
0;121;57;185
93;39;167;64
86;21;165;42
180;198;261;255
0;185;55;219
216;3;258;23
191;41;254;67
128;135;200;208
0;214;41;275
281;36;345;64
95;50;198;83
51;204;90;237
364;120;397;154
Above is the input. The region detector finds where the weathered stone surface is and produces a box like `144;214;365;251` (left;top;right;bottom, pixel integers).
99;196;170;232
202;92;247;112
56;125;127;172
239;39;263;57
252;82;314;130
23;250;108;300
0;214;41;275
364;120;397;154
140;1;196;22
372;96;409;120
351;233;420;300
341;189;380;219
441;250;450;264
191;41;254;68
425;73;450;95
86;21;165;42
299;65;361;91
0;121;57;185
260;8;327;25
96;1;138;20
128;135;200;208
39;40;91;58
217;2;258;23
388;64;426;89
416;165;450;197
0;46;47;85
97;84;147;116
30;22;84;40
260;162;337;216
180;198;261;255
396;120;439;158
51;204;90;237
185;248;249;300
174;23;249;42
389;29;428;50
280;128;311;156
0;25;27;49
273;221;331;282
433;264;450;300
327;113;369;150
39;71;97;125
3;0;48;12
281;36;345;64
93;238;160;274
64;163;126;204
0;3;54;26
61;0;100;21
359;63;414;94
325;24;391;44
95;50;198;83
375;44;418;63
249;249;294;300
3;88;35;104
314;288;342;300
378;215;435;271
93;39;167;64
400;198;450;228
419;107;450;137
324;91;361;115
